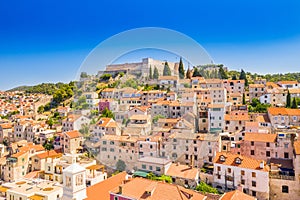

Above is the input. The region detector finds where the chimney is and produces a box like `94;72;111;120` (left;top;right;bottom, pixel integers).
189;155;194;168
260;161;264;169
176;162;180;166
119;185;123;194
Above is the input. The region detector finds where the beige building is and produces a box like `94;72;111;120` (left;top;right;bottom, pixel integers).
61;130;84;154
213;152;270;200
3;179;63;200
249;84;266;102
268;107;300;128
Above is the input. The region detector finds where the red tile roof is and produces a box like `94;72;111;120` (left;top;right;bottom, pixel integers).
244;133;277;143
220;190;256;200
213;152;269;172
65;130;82;139
85;172;127;200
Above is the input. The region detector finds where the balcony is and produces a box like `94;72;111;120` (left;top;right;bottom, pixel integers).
269;174;295;181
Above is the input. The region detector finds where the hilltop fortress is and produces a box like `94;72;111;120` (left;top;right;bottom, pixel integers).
102;58;179;77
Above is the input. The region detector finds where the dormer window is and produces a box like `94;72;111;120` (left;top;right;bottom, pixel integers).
220;155;226;162
235;157;242;164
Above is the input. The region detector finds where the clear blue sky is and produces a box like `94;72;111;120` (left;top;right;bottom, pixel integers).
1;0;300;90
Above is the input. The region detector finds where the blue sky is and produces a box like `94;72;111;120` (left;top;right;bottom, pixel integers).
0;0;300;90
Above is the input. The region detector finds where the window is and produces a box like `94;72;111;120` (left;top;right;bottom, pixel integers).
142;164;146;169
266;151;270;157
251;141;254;146
252;191;256;197
284;143;289;148
217;166;221;171
266;142;270;147
103;141;107;145
149;166;153;170
252;172;256;177
282;185;289;193
194;147;197;152
252;181;256;187
156;167;161;172
185;154;189;160
217;175;221;179
241;179;245;185
76;174;83;186
251;150;255;155
241;170;245;175
228;168;231;173
114;197;119;200
284;152;289;159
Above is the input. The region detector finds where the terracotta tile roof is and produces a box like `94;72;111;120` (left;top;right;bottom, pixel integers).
158;76;178;81
294;140;300;155
266;82;279;88
278;81;298;85
130;106;150;113
166;163;198;180
102;88;115;92
97;118;113;127
18;144;45;153
249;84;265;88
220;190;256;200
268;107;300;116
110;177;206;200
85;172;127;200
11;151;28;158
225;114;249;121
65;130;82;139
244;133;276;143
213;152;269;172
288;88;300;94
35;150;61;159
0;123;13;129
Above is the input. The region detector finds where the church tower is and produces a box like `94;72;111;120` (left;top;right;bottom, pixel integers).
62;163;87;200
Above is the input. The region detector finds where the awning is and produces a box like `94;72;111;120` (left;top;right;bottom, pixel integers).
133;170;149;178
29;194;44;200
86;164;104;170
0;186;8;192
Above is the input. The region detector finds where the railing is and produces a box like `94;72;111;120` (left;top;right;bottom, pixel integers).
269;174;295;181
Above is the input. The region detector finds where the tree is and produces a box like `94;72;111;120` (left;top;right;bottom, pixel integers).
37;105;44;114
149;66;153;80
242;93;246;105
232;74;237;80
152;114;165;123
100;108;115;119
178;57;185;79
163;61;171;76
153;66;159;79
286;90;291;108
195;182;218;194
292;97;297;109
43;137;54;151
239;69;248;86
116;159;126;171
80;72;88;78
186;67;192;79
192;67;201;77
219;66;228;79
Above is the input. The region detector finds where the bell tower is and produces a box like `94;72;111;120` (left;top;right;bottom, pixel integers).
62;163;87;200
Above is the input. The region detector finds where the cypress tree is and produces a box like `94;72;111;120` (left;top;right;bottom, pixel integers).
286;90;291;108
232;74;237;80
149;66;153;79
163;61;171;76
153;66;159;79
242;93;246;105
239;69;248;86
178;57;185;79
291;97;297;109
219;66;228;79
186;67;191;79
192;67;201;77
